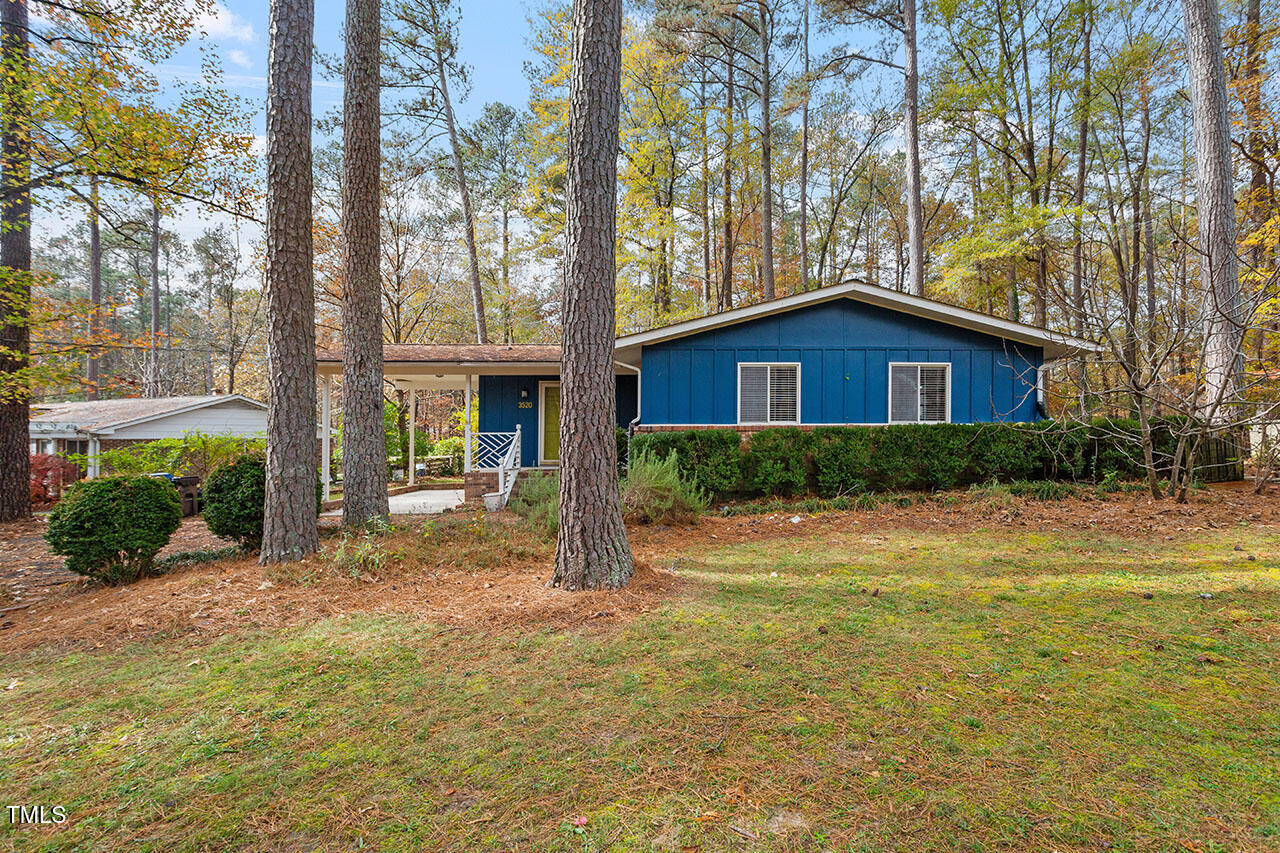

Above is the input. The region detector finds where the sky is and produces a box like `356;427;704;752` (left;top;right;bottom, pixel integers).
38;1;542;256
189;0;536;129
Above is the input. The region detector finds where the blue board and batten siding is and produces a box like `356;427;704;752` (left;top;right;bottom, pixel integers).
479;374;637;463
639;299;1043;425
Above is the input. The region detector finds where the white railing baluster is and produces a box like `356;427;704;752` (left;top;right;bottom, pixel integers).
479;426;523;511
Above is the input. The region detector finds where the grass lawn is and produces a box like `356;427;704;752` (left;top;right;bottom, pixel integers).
1;499;1278;851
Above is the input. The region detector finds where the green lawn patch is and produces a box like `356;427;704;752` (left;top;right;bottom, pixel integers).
2;522;1277;851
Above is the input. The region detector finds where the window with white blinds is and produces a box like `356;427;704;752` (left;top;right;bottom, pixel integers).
889;363;951;423
738;363;800;424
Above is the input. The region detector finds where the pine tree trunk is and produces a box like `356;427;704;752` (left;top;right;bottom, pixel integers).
1072;13;1090;339
262;0;320;563
147;205;161;397
0;0;31;522
430;3;488;344
551;0;633;591
903;0;925;298
1181;0;1242;420
799;0;810;293
87;174;102;400
757;0;775;301
1072;11;1091;411
721;39;735;312
701;71;712;305
341;0;389;525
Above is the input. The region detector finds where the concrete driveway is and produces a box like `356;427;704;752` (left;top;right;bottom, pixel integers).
322;488;466;517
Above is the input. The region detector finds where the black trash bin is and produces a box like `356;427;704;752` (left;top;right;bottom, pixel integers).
173;476;201;517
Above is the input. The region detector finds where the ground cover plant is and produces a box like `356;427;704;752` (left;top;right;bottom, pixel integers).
0;487;1277;851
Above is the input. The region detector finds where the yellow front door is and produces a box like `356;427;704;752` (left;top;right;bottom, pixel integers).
541;383;561;464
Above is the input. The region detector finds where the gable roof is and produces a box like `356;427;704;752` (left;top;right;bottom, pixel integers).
613;280;1103;361
29;395;266;435
317;344;561;367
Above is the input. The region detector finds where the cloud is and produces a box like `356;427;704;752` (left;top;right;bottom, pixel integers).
196;2;256;43
226;48;253;70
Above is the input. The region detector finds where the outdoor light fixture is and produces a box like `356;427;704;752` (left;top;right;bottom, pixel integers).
520;388;529;400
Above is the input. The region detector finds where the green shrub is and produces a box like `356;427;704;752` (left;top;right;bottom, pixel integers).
63;431;263;479
509;471;559;539
329;530;387;578
631;429;742;497
620;450;708;524
203;453;269;549
434;437;464;476
625;420;1233;503
203;455;321;551
742;428;812;495
811;427;874;495
45;475;182;583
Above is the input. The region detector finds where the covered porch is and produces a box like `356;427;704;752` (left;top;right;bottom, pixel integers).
316;344;638;509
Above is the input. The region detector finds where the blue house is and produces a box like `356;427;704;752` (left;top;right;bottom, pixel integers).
316;281;1100;503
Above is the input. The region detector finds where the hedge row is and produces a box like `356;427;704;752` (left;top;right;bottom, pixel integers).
630;419;1237;500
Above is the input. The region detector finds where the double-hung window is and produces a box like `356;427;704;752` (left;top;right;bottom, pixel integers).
738;363;799;425
889;363;950;423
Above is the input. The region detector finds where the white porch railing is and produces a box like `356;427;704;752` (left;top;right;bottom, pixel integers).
470;429;521;471
481;425;522;511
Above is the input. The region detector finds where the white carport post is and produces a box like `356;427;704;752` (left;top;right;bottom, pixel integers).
408;389;416;486
321;373;332;501
86;436;101;479
463;374;473;473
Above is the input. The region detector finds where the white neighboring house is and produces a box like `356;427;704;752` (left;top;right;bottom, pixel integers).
29;395;268;478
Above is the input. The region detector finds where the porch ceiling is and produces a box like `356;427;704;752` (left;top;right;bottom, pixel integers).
317;344;563;384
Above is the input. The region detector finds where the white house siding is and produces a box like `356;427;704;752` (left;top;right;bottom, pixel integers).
109;400;268;440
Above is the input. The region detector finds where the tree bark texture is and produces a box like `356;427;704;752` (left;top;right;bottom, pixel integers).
87;173;102;400
720;36;734;312
902;0;925;298
757;0;775;301
551;0;634;591
147;204;161;396
429;3;489;345
1181;0;1243;419
799;0;810;293
341;0;389;526
262;0;320;563
0;0;30;522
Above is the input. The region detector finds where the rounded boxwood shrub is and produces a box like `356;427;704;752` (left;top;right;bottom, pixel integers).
202;453;268;549
203;454;322;550
45;475;182;583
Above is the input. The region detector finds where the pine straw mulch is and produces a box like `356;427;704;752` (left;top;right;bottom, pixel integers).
0;515;233;605
1;483;1275;656
0;514;680;655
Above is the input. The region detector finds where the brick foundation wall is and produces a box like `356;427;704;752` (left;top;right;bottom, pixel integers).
464;471;498;501
466;468;558;503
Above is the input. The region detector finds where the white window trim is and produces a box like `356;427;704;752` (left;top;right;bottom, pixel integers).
888;362;952;424
737;362;801;426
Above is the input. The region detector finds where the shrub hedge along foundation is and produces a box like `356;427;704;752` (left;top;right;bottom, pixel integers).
630;419;1243;500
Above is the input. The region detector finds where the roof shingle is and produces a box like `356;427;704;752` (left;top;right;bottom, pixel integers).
29;395;262;431
316;344;562;364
